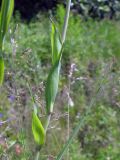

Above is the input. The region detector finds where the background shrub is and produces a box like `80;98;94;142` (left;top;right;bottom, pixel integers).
0;0;118;20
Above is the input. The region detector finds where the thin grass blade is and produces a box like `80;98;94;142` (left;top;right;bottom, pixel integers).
0;0;14;48
6;0;14;32
56;117;86;160
56;84;103;160
0;57;4;86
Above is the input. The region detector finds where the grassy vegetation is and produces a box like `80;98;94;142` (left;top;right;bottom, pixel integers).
0;5;120;160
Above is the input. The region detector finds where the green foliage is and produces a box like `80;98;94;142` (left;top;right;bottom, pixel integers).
6;7;120;69
87;105;120;158
0;0;14;86
0;0;14;48
32;112;45;145
73;0;120;19
69;140;88;160
55;5;120;67
11;0;120;20
0;57;4;86
56;117;86;160
51;22;62;64
45;60;61;114
45;22;62;114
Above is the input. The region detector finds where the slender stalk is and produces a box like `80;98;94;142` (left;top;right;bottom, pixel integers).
45;0;71;135
35;151;40;160
45;114;52;132
44;0;71;134
67;79;70;160
35;1;71;159
65;3;71;157
67;115;70;160
61;0;71;44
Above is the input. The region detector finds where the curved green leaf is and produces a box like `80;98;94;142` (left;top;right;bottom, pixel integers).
0;0;14;48
45;60;61;114
32;112;45;145
45;22;63;114
6;0;14;33
0;57;4;86
51;22;62;64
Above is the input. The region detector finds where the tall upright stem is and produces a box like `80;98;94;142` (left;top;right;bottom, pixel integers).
35;1;71;159
44;0;71;135
62;1;71;159
67;78;70;160
35;151;40;160
45;114;51;132
61;0;71;44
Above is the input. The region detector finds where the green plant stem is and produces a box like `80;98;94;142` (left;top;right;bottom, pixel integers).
45;114;52;132
61;0;71;44
67;77;71;160
43;0;71;135
45;0;71;135
35;1;71;160
35;151;40;160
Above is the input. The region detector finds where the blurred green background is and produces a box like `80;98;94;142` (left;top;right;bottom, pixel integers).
0;1;120;160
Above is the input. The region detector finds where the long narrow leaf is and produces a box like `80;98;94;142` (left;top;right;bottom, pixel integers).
6;0;14;33
45;41;64;114
0;57;4;86
56;85;103;160
51;22;62;64
0;0;9;46
0;0;14;48
45;22;63;114
56;117;86;160
0;0;14;85
45;60;61;114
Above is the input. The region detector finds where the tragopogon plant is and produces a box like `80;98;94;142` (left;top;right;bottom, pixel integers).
32;0;71;159
0;0;14;86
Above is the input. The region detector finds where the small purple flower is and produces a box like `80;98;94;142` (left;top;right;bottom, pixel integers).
0;113;3;118
8;95;15;102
